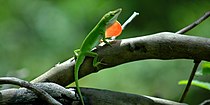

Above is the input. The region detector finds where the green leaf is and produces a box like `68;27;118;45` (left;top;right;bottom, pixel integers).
178;80;210;91
201;62;210;75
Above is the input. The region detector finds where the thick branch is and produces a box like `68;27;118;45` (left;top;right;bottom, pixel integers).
0;85;187;105
81;88;187;105
0;77;62;105
0;82;76;105
31;32;210;86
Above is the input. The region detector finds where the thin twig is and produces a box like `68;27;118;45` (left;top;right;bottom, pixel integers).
0;77;62;105
176;11;210;34
111;11;139;40
179;60;201;102
176;11;210;102
121;12;140;30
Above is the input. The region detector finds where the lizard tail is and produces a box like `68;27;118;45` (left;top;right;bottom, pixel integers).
75;55;85;105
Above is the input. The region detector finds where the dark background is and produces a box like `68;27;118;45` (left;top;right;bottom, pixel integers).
0;1;210;104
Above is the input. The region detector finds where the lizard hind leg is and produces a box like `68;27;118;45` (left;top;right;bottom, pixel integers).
85;51;107;71
95;57;107;66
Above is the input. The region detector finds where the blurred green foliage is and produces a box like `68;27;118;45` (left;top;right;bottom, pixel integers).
0;0;210;104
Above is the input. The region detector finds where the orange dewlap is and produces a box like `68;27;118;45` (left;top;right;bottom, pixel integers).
105;21;122;38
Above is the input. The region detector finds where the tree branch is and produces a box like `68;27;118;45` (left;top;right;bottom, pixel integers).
176;11;210;34
31;32;210;86
3;32;210;104
0;82;76;105
179;60;201;102
0;85;187;105
81;88;187;105
0;77;62;105
175;11;210;102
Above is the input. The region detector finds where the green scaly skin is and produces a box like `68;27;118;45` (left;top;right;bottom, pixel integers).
74;8;122;105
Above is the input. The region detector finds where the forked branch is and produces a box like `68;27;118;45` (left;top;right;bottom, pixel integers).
31;32;210;86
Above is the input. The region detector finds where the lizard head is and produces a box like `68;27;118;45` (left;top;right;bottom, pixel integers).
103;8;122;28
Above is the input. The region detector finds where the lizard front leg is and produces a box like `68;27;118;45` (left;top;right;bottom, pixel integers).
74;49;80;57
100;31;112;46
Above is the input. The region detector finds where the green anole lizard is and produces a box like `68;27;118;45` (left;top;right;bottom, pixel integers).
74;8;122;105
